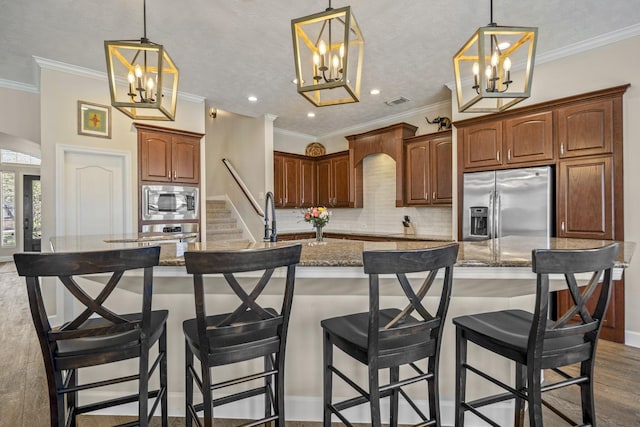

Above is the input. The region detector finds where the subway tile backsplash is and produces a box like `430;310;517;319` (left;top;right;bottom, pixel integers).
277;153;453;238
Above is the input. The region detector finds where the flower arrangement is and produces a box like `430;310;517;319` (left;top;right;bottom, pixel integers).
303;206;331;228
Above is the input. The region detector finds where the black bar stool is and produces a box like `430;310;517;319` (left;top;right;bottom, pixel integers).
453;243;619;427
13;246;168;427
182;243;302;427
321;243;459;427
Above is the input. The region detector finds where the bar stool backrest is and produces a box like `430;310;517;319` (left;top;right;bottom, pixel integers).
530;243;619;362
184;244;302;356
362;243;459;354
13;246;161;364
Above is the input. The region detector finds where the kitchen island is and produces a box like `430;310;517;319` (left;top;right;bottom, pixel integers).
49;235;634;425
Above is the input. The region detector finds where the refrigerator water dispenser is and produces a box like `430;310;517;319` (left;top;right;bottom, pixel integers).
470;206;489;238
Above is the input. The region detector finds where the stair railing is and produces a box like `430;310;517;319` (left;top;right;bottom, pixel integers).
222;158;265;217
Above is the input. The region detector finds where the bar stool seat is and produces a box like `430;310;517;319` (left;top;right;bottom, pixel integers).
320;308;438;366
183;308;281;365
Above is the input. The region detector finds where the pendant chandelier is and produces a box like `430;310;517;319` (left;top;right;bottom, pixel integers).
104;0;179;121
453;0;537;113
291;1;364;107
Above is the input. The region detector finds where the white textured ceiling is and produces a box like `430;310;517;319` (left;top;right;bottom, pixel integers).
2;0;640;138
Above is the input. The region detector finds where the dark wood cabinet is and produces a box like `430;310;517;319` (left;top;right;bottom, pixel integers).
557;98;613;158
136;124;202;184
299;158;315;208
317;152;350;208
274;151;348;208
404;131;452;206
504;111;554;165
273;152;300;208
461;122;502;170
557;156;613;239
461;111;553;171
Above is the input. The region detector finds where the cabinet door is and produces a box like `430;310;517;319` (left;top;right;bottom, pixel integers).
300;159;316;207
557;156;613;239
139;131;172;182
462;122;502;169
172;136;200;184
404;141;430;205
504;111;554;165
557;99;613;158
430;136;452;205
331;154;350;207
273;154;285;207
316;159;332;207
282;156;300;208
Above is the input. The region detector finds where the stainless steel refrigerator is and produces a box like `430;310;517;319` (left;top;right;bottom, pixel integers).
462;166;553;241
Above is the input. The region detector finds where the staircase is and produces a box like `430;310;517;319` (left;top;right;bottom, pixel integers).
205;200;248;243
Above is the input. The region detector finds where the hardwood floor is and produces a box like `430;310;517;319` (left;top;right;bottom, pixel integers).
2;260;639;426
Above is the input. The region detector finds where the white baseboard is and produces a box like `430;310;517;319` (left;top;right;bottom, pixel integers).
88;391;512;426
625;330;640;348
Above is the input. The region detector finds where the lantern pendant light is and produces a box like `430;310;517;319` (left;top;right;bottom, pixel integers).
291;0;364;107
453;0;537;113
105;0;179;120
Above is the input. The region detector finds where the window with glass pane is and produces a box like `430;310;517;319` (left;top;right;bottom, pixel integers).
32;179;42;240
1;172;15;247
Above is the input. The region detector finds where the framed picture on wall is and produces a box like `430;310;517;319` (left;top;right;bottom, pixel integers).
77;100;111;139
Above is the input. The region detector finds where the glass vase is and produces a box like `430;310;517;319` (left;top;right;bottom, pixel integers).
315;225;324;242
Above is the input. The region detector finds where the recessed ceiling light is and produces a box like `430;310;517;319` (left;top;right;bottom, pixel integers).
248;96;258;102
307;112;316;118
370;89;380;95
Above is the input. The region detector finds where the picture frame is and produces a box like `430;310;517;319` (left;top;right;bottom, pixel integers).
77;100;111;139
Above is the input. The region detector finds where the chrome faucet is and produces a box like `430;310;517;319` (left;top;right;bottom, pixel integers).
264;191;277;242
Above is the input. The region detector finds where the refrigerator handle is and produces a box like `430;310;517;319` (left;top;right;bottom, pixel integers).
488;191;494;239
495;191;501;239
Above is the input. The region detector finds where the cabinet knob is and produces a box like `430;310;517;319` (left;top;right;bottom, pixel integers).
561;221;565;233
496;151;501;162
507;149;511;161
173;170;177;179
167;169;171;178
432;191;436;200
560;143;565;155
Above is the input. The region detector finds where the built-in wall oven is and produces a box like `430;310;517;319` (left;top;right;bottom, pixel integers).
141;185;199;222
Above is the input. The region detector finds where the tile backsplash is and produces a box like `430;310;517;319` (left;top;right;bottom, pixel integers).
277;153;453;238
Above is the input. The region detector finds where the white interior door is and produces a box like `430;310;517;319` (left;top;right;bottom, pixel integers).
57;146;131;236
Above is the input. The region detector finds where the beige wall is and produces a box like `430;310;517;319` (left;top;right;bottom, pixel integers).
205;110;275;240
450;35;640;343
0;86;40;144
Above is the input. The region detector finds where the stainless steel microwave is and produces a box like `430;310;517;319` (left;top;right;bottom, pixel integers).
141;185;199;221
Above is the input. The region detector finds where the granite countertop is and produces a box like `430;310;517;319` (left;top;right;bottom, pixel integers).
50;234;635;269
279;230;452;241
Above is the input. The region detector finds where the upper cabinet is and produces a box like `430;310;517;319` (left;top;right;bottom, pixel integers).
135;123;203;185
461;111;553;171
504;111;554;165
556;98;614;158
273;150;348;209
317;152;350;208
273;152;301;208
404;131;452;206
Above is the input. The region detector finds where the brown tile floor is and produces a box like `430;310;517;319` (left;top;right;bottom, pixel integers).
3;260;640;426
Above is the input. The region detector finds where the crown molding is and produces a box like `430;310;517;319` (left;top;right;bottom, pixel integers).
274;127;316;141
0;78;39;94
